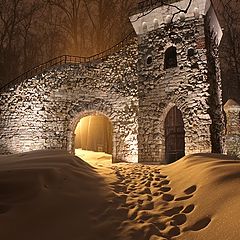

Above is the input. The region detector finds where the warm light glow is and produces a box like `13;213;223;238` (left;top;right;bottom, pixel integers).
74;115;113;155
75;149;112;167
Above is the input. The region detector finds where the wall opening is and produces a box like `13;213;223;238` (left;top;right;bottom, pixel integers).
74;114;113;159
164;46;177;69
165;106;185;163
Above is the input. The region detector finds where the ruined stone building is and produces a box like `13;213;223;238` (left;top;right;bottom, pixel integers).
0;0;234;163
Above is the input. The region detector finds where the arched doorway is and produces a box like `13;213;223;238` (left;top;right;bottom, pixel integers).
165;106;185;163
74;114;113;158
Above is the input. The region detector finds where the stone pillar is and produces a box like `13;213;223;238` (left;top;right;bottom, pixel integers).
223;99;240;158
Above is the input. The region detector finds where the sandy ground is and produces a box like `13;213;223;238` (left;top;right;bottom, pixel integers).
0;149;239;240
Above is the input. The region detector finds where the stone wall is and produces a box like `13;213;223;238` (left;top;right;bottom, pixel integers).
224;99;240;158
137;17;214;163
0;40;139;163
0;3;224;163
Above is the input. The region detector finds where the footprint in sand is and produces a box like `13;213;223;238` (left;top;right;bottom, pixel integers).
162;194;175;202
184;185;197;195
184;217;211;231
159;186;171;193
122;179;131;184
171;213;187;226
139;211;154;221
152;182;159;187
182;204;195;214
139;187;151;194
160;180;170;186
175;195;193;201
145;181;151;187
175;185;197;201
153;221;166;231
163;206;184;217
153;191;161;196
128;184;137;189
158;174;168;179
147;195;153;201
141;201;154;210
128;207;139;220
148;177;154;182
168;226;181;237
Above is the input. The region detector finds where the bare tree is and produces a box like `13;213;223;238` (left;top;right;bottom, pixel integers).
215;0;240;101
45;0;84;54
0;0;42;85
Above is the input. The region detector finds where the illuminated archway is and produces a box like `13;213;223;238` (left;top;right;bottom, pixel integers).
74;114;113;156
164;106;185;163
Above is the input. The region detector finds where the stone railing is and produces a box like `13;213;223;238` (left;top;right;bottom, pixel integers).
224;99;240;158
0;31;136;93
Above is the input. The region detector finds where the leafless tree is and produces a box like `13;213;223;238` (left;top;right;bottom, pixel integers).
44;0;86;54
215;0;240;101
0;0;42;85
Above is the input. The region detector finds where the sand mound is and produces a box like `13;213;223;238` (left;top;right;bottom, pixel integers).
0;150;119;240
0;150;239;240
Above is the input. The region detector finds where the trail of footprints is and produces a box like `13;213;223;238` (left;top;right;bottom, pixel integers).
109;164;211;240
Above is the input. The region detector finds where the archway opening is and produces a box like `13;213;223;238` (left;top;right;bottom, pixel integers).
165;106;185;163
164;46;177;69
74;114;113;164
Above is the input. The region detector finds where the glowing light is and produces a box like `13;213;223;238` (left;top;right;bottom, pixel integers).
74;115;113;154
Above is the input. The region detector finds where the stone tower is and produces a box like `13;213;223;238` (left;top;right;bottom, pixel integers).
130;0;225;163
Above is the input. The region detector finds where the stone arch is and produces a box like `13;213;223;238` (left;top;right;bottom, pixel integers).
67;98;117;161
69;110;115;159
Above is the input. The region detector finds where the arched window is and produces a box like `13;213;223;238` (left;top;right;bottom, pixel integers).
164;46;177;69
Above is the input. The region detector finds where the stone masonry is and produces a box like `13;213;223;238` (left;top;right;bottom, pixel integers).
0;40;139;163
0;0;225;163
138;17;212;163
224;99;240;158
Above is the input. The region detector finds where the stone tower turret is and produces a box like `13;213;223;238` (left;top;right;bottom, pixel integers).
130;0;225;163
